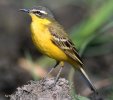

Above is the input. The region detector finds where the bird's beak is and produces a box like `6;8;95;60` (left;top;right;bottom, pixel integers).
19;9;30;13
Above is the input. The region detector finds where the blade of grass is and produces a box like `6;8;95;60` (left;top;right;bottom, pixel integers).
70;0;113;49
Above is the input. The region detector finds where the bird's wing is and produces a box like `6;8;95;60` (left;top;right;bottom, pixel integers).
48;22;83;66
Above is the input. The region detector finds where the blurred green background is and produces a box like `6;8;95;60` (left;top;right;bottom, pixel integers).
0;0;113;99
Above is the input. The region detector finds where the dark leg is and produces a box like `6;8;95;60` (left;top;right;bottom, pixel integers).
44;61;60;79
47;61;64;89
54;61;64;84
54;66;63;84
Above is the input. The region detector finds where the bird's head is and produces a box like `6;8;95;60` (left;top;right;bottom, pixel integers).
20;6;54;24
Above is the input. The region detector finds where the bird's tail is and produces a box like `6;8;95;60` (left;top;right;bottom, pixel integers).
78;67;97;93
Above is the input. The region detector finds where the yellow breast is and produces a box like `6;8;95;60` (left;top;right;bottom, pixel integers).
30;17;68;61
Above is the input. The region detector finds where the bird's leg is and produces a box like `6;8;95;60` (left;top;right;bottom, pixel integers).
54;61;64;84
44;61;60;79
47;61;64;89
54;66;63;84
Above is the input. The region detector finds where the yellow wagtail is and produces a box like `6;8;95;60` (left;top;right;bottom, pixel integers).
20;6;97;93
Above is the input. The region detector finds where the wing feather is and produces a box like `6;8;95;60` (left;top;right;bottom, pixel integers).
48;22;83;65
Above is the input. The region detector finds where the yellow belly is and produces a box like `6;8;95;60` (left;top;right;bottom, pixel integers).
31;22;68;61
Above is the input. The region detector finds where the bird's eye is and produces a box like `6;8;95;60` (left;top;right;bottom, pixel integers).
34;11;42;16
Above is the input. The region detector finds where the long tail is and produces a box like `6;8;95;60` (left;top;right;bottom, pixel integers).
78;67;97;93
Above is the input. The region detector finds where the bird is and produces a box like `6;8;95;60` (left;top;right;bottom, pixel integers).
20;6;97;93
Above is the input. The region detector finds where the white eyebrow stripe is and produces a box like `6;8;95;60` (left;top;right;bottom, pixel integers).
39;10;47;14
32;9;38;12
31;9;47;15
